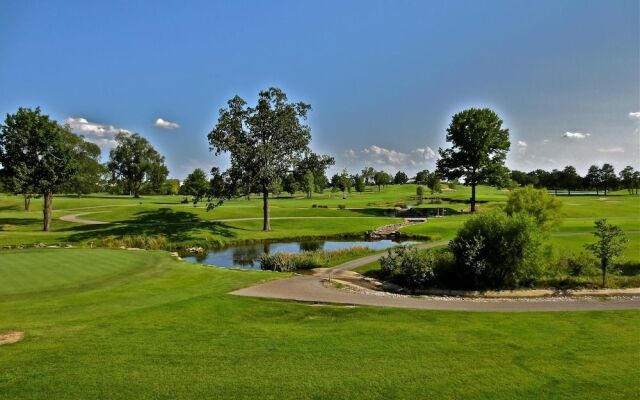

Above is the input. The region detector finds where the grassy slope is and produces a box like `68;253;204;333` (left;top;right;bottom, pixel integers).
1;249;638;399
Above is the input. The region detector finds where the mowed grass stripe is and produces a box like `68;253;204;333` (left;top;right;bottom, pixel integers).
0;249;638;399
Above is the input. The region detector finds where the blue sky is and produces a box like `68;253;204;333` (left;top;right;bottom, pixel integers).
1;0;638;178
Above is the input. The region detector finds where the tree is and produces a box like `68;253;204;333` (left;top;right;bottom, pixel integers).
394;171;408;184
416;185;425;199
293;152;334;198
146;161;169;194
560;165;580;195
282;173;299;196
436;108;510;212
107;132;168;198
0;107;80;231
505;185;562;229
353;174;365;192
600;164;617;195
373;171;391;191
584;165;602;195
299;171;315;198
425;172;442;195
415;169;429;185
585;219;628;287
618;166;638;195
163;178;180;195
60;138;104;197
361;167;375;185
336;169;351;193
207;88;316;231
181;168;209;203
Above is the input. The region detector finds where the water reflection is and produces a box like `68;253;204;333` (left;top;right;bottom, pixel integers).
182;239;415;269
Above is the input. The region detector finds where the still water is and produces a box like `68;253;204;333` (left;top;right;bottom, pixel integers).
182;239;415;269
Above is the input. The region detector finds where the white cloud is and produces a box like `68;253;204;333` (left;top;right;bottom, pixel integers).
64;117;131;151
153;117;180;129
343;149;358;160
413;146;436;160
542;139;550;144
562;131;590;139
628;112;640;120
598;147;625;154
517;140;527;153
362;145;408;166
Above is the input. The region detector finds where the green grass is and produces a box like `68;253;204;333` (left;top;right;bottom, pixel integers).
1;186;638;250
0;249;639;399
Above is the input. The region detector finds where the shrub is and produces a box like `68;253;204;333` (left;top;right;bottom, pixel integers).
505;185;562;229
416;186;424;199
97;235;169;250
338;204;346;210
449;211;546;289
380;246;436;290
566;252;598;277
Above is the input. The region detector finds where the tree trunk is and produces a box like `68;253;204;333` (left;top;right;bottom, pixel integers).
43;191;53;231
262;186;270;231
470;183;477;213
24;195;30;211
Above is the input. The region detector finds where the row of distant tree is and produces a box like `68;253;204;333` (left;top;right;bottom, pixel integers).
509;164;640;195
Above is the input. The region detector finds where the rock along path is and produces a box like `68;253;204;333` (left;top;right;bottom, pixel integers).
232;241;640;312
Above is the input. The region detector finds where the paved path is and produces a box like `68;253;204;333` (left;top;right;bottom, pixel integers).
232;240;640;312
59;212;110;225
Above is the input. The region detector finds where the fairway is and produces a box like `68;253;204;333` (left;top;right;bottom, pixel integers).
1;249;639;399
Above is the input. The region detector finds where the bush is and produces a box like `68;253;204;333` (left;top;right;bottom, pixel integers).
380;246;437;290
505;185;562;229
338;204;346;210
566;252;598;277
97;235;169;250
449;211;546;289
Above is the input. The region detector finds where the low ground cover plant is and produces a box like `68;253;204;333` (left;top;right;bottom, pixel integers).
259;246;373;271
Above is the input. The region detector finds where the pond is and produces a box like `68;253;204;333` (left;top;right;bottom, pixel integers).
181;239;416;269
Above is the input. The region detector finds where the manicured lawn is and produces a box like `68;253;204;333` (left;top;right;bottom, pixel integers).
1;187;638;249
0;249;638;399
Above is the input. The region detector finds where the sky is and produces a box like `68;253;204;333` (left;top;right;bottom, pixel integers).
1;0;638;179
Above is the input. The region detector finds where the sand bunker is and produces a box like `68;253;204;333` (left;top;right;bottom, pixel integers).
0;331;24;346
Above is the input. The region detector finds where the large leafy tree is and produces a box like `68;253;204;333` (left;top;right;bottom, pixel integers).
207;87;315;231
436;108;510;212
107;132;168;198
0;107;79;231
180;168;210;203
293;152;334;198
560;165;580;195
584;165;602;195
60;138;104;197
393;171;408;185
619;166;639;195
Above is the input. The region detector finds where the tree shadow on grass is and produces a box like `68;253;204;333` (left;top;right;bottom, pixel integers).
63;208;238;244
0;217;42;229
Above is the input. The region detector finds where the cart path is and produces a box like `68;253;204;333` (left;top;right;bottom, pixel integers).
232;240;640;312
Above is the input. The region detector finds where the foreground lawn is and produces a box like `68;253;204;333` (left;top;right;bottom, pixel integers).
0;249;638;399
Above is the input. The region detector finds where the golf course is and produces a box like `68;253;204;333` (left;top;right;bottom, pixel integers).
1;185;640;399
2;1;640;397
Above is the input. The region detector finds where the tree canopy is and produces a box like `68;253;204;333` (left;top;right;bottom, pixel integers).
207;87;326;231
436;108;510;212
0;107;80;230
107;132;168;198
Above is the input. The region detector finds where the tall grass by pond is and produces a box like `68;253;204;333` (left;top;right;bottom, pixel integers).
259;246;374;271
